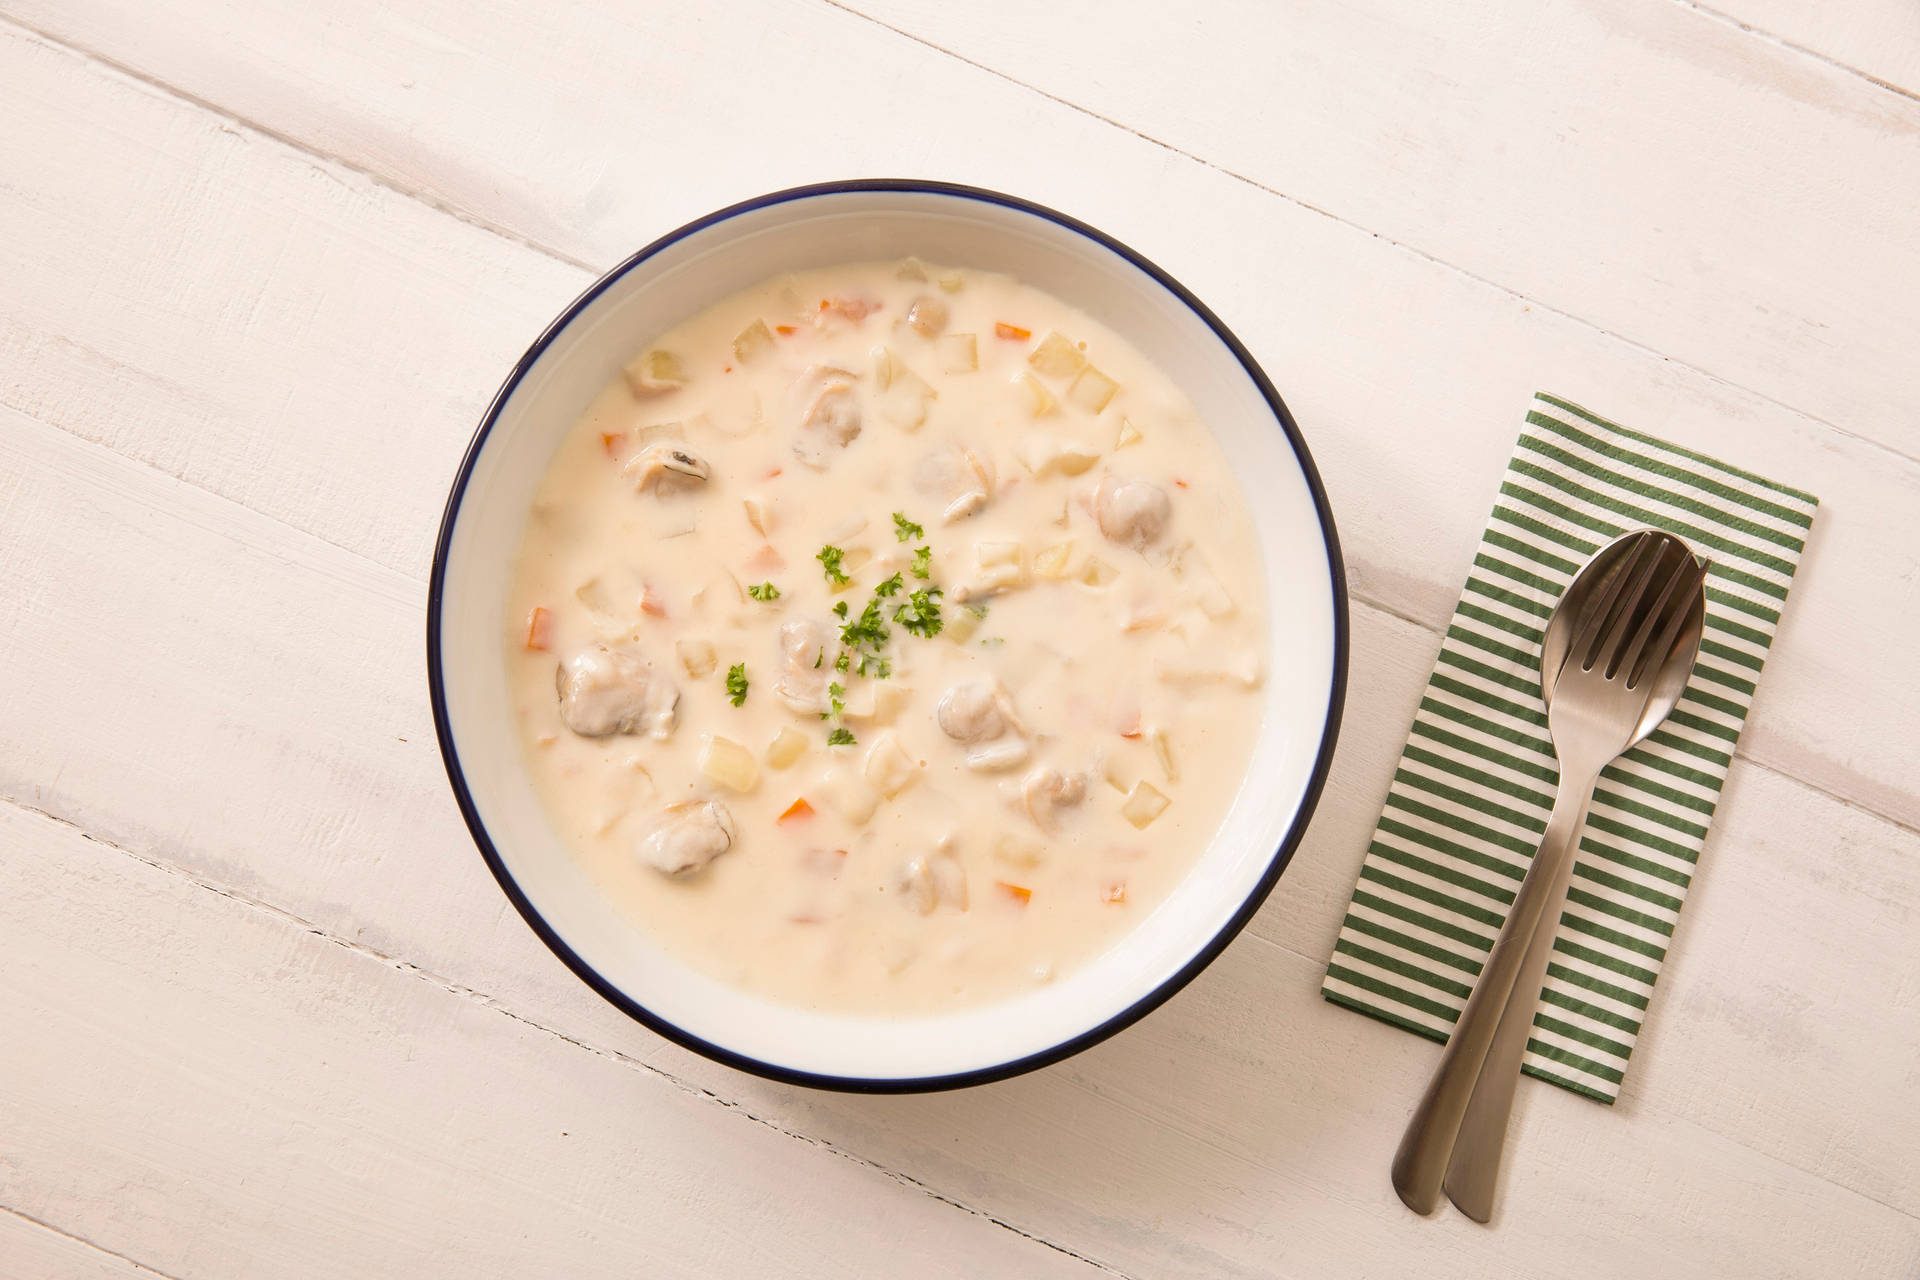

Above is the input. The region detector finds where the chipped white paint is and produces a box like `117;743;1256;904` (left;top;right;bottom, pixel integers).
0;1;1916;1275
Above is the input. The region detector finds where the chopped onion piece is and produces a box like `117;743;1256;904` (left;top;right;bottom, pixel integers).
1067;365;1118;414
1027;331;1086;380
935;333;978;373
732;319;774;364
1121;780;1170;829
1013;370;1057;417
622;349;686;398
1116;419;1143;449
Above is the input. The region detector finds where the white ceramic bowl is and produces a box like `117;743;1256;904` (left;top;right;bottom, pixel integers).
429;181;1348;1091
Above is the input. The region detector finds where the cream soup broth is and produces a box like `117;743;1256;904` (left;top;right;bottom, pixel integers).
507;259;1266;1013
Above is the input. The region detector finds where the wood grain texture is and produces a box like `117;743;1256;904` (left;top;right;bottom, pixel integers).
1;15;1917;839
12;0;1918;462
1691;0;1920;100
0;1210;173;1280
0;805;1107;1280
3;1;1918;1274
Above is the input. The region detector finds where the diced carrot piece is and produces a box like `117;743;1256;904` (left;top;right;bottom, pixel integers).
778;797;815;823
789;912;825;925
600;430;624;458
994;322;1032;341
524;606;553;651
819;299;830;311
748;544;786;573
996;881;1033;906
775;324;796;336
639;587;667;618
1103;881;1128;905
1174;478;1191;489
1118;712;1142;739
764;466;783;480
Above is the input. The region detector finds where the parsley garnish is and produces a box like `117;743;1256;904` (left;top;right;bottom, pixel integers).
839;596;890;653
911;545;933;580
833;600;849;618
725;663;749;706
816;545;849;586
874;572;904;598
834;651;850;673
892;512;924;542
813;647;824;669
893;586;944;638
827;727;857;746
747;581;781;601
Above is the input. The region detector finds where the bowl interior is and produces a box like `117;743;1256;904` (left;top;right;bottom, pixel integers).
433;186;1341;1086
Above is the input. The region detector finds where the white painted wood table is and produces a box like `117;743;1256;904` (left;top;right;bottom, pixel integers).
3;2;1917;1275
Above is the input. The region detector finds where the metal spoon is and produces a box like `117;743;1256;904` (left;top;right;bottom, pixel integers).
1391;529;1709;1220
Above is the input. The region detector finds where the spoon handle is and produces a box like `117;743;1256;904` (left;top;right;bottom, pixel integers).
1390;768;1598;1215
1443;775;1598;1221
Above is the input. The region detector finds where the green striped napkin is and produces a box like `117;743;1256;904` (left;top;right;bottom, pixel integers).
1322;392;1818;1103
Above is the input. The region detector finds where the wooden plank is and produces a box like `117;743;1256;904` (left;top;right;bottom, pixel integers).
1698;0;1920;100
1;404;1916;1260
0;804;1107;1280
5;800;1916;1280
8;0;1919;461
0;19;1916;834
0;1210;172;1279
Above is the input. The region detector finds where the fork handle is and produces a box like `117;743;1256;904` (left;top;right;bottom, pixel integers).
1443;783;1594;1222
1390;768;1598;1215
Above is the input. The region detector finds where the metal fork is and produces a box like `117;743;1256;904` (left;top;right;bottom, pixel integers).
1391;529;1710;1221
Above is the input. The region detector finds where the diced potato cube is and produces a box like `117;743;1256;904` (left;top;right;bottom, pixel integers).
906;296;949;337
1067;365;1118;414
899;856;937;914
1027;331;1087;380
1149;727;1177;782
993;831;1046;868
1081;558;1116;587
897;257;929;282
699;735;759;793
1100;753;1131;793
1194;575;1235;619
743;496;771;536
864;731;919;798
1116;418;1143;449
1034;541;1075;579
935;333;978;374
823;769;880;826
1121;780;1170;829
766;726;809;770
945;609;982;643
1017;432;1101;477
930;855;969;911
732;319;774;364
936;271;966;293
622;349;686;398
846;683;912;724
977;541;1023;569
1013;370;1058;417
675;637;717;678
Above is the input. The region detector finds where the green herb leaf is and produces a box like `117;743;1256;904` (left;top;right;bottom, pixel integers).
874;572;904;598
827;727;857;747
725;663;749;706
816;545;849;586
892;512;925;543
910;545;933;580
747;581;781;601
892;585;944;638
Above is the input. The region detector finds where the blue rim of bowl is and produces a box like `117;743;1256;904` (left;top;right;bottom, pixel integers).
427;179;1350;1093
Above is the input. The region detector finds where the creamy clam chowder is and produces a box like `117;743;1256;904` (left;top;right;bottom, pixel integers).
507;259;1266;1014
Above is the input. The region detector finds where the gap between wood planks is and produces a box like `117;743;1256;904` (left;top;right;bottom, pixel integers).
0;796;1136;1280
7;4;1919;485
0;1205;181;1280
1677;0;1920;107
0;11;1911;844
